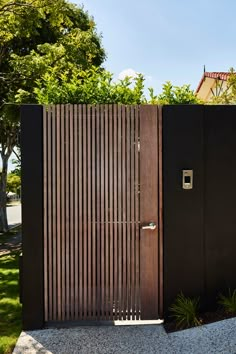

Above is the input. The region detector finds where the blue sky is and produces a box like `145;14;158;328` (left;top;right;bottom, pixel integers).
76;0;236;95
6;0;236;171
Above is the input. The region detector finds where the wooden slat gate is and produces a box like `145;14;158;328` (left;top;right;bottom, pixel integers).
43;104;163;323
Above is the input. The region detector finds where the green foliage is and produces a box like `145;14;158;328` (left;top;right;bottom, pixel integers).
0;253;22;354
7;173;21;195
0;0;105;106
0;0;105;230
169;292;202;329
218;289;236;314
149;81;201;105
211;68;236;104
11;150;21;178
34;67;146;104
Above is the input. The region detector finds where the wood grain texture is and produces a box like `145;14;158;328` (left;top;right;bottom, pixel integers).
109;104;114;320
74;104;79;319
96;105;101;320
117;105;122;320
158;106;164;318
130;106;135;320
43;104;161;322
51;105;57;320
78;105;83;319
60;105;65;321
82;104;87;320
43;106;48;322
140;105;159;320
113;105;118;319
69;105;75;319
100;105;105;319
104;105;109;320
91;106;96;318
56;105;61;321
134;105;140;319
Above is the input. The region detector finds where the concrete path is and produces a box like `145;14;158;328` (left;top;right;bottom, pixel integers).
13;317;236;354
7;204;21;227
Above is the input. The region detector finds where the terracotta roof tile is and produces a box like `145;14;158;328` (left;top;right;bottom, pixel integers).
196;72;232;93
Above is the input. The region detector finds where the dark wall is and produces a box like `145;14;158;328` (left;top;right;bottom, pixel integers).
205;106;236;305
163;105;205;313
21;105;44;329
163;105;236;314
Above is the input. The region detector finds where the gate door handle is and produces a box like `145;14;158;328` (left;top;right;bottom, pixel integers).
141;222;157;230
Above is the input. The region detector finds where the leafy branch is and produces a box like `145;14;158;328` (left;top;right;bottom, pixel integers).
0;0;37;14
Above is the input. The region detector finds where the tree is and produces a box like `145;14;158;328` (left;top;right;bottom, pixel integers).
11;148;21;177
149;81;201;105
0;0;105;231
7;173;21;196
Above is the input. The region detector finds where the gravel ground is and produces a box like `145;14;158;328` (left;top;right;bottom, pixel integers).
13;317;236;354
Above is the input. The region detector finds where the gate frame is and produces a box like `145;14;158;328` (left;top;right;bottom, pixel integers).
21;104;163;329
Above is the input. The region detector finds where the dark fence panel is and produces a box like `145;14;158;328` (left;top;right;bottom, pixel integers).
163;105;205;314
21;105;44;329
205;106;236;306
163;104;236;314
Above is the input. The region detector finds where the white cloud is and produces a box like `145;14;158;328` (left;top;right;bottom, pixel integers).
146;75;153;82
118;68;138;80
118;69;154;83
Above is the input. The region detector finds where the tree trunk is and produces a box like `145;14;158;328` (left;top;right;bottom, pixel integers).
0;155;8;232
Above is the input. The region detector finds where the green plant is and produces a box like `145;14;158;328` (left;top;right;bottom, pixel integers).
218;289;236;314
0;252;22;354
169;292;202;329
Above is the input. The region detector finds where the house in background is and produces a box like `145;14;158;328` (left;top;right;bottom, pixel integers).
196;71;231;101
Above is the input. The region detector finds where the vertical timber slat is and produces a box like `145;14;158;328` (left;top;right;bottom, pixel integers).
104;105;109;319
100;105;105;319
61;105;66;321
130;106;135;320
56;105;61;321
96;105;101;320
41;104;160;324
109;104;114;320
135;106;140;319
122;105;127;320
43;106;48;322
65;105;70;320
113;105;118;320
47;106;53;321
158;106;164;318
69;105;75;319
74;105;79;318
52;105;57;320
83;104;87;320
91;106;96;318
117;105;122;320
87;106;92;319
78;105;83;319
126;106;131;320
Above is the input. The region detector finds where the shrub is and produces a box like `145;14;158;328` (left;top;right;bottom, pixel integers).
218;289;236;314
169;292;202;329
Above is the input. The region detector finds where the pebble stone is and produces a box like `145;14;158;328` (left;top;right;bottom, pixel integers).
13;318;236;354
